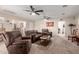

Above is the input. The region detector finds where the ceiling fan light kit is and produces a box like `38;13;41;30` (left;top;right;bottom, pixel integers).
25;5;43;15
31;12;36;15
25;5;52;20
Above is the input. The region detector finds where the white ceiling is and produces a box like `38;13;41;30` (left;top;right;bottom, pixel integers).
0;5;79;21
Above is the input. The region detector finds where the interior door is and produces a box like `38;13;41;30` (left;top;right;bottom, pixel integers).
58;21;65;36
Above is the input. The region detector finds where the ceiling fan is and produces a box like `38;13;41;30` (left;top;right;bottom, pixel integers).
25;6;43;15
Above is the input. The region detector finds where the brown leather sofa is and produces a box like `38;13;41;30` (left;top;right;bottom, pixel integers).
2;31;31;54
25;29;52;43
25;30;42;43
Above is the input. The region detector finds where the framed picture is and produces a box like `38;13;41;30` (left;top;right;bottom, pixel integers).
46;21;54;27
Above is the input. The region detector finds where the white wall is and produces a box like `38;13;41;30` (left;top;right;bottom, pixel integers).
75;15;79;29
0;17;14;31
26;21;35;30
35;19;58;35
35;17;77;36
64;17;76;36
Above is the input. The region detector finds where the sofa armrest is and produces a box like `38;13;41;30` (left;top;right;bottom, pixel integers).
13;39;31;45
8;39;31;54
22;36;30;40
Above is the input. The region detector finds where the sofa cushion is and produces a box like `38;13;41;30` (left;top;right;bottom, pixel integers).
8;40;31;54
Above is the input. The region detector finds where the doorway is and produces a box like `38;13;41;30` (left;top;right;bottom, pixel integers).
58;21;65;36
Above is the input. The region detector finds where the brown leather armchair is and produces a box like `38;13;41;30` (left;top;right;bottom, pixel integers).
42;29;52;37
2;31;31;54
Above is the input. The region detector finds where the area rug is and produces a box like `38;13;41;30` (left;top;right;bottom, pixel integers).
35;40;52;46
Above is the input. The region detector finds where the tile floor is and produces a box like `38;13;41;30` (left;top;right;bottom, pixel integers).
0;41;8;54
29;35;79;54
0;35;79;54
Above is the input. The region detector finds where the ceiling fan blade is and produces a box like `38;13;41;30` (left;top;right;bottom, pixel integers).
35;12;40;15
30;6;34;11
25;10;31;12
35;10;43;12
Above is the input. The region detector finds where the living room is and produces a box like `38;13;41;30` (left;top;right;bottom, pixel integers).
0;5;79;54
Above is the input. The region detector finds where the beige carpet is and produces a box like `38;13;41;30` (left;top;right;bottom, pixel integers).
29;35;79;54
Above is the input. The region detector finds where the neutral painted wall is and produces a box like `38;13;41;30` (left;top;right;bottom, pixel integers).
75;15;79;29
26;21;35;30
35;17;77;36
35;19;58;35
64;17;76;36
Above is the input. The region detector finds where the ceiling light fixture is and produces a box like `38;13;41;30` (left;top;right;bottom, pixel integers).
25;5;43;15
31;12;36;15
